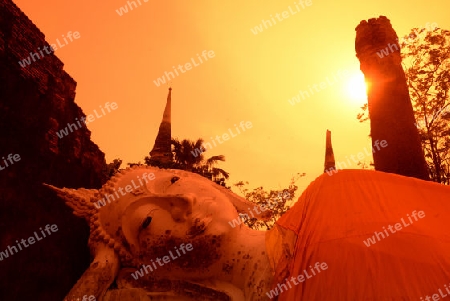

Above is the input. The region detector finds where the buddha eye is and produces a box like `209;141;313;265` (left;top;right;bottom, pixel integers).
141;216;152;229
171;176;180;184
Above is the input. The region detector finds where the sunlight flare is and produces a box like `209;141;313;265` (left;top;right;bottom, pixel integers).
345;72;369;104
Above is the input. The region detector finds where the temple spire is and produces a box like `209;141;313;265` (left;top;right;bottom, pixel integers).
324;129;336;173
149;87;172;165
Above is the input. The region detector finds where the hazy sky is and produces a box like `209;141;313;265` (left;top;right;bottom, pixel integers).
14;0;450;196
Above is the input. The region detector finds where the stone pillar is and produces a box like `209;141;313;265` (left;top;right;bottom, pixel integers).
355;16;429;180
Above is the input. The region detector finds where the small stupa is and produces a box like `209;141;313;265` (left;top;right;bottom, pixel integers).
324;129;336;173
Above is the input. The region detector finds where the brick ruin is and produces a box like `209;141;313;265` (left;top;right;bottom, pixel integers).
355;16;429;180
0;0;107;299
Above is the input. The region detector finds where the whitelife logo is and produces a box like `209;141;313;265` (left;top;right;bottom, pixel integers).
228;191;290;228
376;22;438;58
287;69;350;105
420;283;450;301
266;262;328;298
363;210;425;247
56;102;118;139
94;172;155;209
250;0;313;35
153;50;215;87
190;121;253;158
414;106;450;129
130;243;193;280
325;140;388;176
0;224;58;261
0;153;21;172
18;31;81;68
115;0;149;16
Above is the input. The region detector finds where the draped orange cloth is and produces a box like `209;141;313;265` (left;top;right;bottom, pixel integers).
266;170;450;300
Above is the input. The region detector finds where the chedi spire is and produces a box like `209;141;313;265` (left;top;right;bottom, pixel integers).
150;87;173;164
355;16;429;180
324;130;336;173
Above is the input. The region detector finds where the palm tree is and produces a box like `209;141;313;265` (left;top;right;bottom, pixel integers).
171;138;204;171
144;137;230;186
199;155;230;184
171;138;230;187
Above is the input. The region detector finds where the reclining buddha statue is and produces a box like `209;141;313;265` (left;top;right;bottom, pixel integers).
47;166;450;300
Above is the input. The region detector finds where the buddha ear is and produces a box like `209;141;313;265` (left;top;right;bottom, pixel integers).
44;183;98;220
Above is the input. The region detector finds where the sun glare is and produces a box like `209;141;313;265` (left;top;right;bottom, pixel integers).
345;73;368;104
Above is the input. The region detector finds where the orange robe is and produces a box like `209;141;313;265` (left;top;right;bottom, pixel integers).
266;170;450;300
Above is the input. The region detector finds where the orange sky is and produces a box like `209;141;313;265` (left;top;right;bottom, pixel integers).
13;0;450;196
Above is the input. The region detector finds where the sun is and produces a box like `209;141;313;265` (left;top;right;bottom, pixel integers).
345;72;369;105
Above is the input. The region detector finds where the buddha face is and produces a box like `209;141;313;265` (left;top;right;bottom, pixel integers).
49;167;271;299
98;168;245;277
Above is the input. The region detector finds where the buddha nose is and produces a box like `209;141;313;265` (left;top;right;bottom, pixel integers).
168;193;195;223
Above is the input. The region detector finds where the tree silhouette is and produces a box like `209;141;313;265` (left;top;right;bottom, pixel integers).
233;172;305;230
102;158;122;182
171;138;204;171
144;138;230;187
402;26;450;184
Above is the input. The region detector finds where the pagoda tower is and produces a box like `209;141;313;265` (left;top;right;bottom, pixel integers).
324;129;336;172
149;87;173;165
